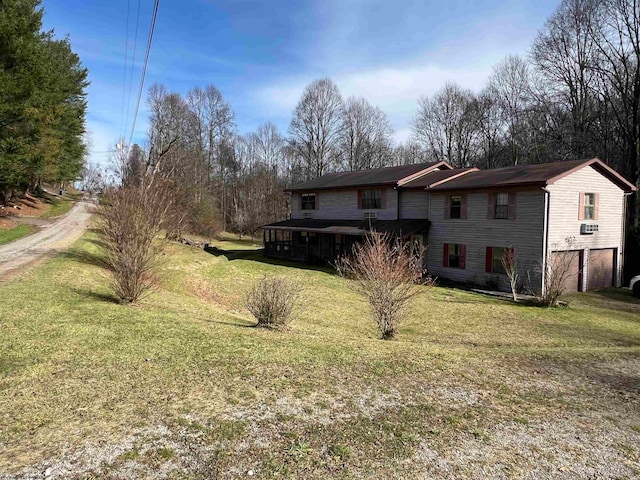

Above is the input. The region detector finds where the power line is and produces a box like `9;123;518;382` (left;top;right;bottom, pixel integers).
120;0;131;140
128;0;160;148
124;0;142;140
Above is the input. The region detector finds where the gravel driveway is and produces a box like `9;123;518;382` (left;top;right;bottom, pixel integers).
0;198;93;279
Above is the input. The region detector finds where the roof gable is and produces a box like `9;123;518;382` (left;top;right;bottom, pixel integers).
428;158;636;193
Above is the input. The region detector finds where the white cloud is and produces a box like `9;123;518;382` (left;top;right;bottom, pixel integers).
253;60;494;142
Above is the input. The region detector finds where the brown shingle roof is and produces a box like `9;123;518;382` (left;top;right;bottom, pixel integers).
285;161;450;192
428;158;637;193
401;167;478;188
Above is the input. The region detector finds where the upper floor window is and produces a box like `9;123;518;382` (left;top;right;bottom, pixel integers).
584;193;595;220
450;195;462;219
301;193;316;210
494;193;509;219
488;192;516;220
445;194;466;219
361;189;382;209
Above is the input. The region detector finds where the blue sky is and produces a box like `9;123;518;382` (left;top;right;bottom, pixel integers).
41;0;559;166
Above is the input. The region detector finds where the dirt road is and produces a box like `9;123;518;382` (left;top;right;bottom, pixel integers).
0;199;94;279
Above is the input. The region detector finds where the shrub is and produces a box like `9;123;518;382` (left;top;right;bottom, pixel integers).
246;276;302;328
97;181;176;303
335;232;429;340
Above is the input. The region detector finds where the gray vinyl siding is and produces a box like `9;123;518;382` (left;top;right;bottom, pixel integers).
546;165;626;288
291;188;398;220
399;190;429;219
426;190;545;293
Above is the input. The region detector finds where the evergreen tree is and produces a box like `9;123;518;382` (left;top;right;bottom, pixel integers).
0;0;88;200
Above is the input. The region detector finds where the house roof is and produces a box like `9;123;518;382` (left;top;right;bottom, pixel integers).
261;218;431;236
284;161;451;192
401;167;479;189
428;158;637;193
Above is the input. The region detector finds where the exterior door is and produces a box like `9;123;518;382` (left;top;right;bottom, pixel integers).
588;248;615;290
551;250;583;293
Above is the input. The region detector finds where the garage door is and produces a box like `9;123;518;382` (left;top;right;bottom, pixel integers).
551;250;582;293
588;248;615;290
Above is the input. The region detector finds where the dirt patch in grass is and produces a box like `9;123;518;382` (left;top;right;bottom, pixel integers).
1;192;75;220
0;218;17;229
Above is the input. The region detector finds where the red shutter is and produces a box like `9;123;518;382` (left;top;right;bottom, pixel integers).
357;190;363;209
315;192;319;210
578;193;585;220
485;247;493;273
488;193;495;219
459;245;466;269
594;193;599;220
461;194;467;219
443;243;449;267
381;189;387;209
444;195;451;219
508;192;516;220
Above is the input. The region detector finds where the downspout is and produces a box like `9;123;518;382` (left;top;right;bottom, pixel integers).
621;192;632;286
542;187;551;297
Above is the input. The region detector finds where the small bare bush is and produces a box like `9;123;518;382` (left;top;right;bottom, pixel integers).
97;180;176;303
335;232;428;340
246;276;303;328
539;237;579;307
501;246;519;301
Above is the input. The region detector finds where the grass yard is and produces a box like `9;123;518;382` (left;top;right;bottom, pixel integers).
0;224;33;245
0;233;639;479
39;194;76;218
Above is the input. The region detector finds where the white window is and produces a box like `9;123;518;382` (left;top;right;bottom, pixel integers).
301;193;316;210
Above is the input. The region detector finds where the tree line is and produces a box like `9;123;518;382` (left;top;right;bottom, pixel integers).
112;0;640;242
0;0;88;202
413;0;640;223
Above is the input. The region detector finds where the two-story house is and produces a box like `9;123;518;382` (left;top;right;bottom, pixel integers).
261;158;636;294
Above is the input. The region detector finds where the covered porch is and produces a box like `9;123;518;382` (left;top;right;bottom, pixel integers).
261;219;430;265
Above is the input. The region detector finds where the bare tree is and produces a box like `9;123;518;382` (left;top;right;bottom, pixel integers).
339;97;394;170
486;55;535;165
501;246;519;301
80;160;105;193
532;0;601;159
589;0;640;221
391;140;428;166
147;84;189;177
288;78;344;179
412;82;481;168
254;122;285;171
475;90;506;169
335;233;428;340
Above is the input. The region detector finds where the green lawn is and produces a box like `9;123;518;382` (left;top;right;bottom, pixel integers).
0;224;33;245
40;194;75;218
0;233;639;478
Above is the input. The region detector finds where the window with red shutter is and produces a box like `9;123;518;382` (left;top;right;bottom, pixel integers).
449;195;462;219
444;243;465;269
